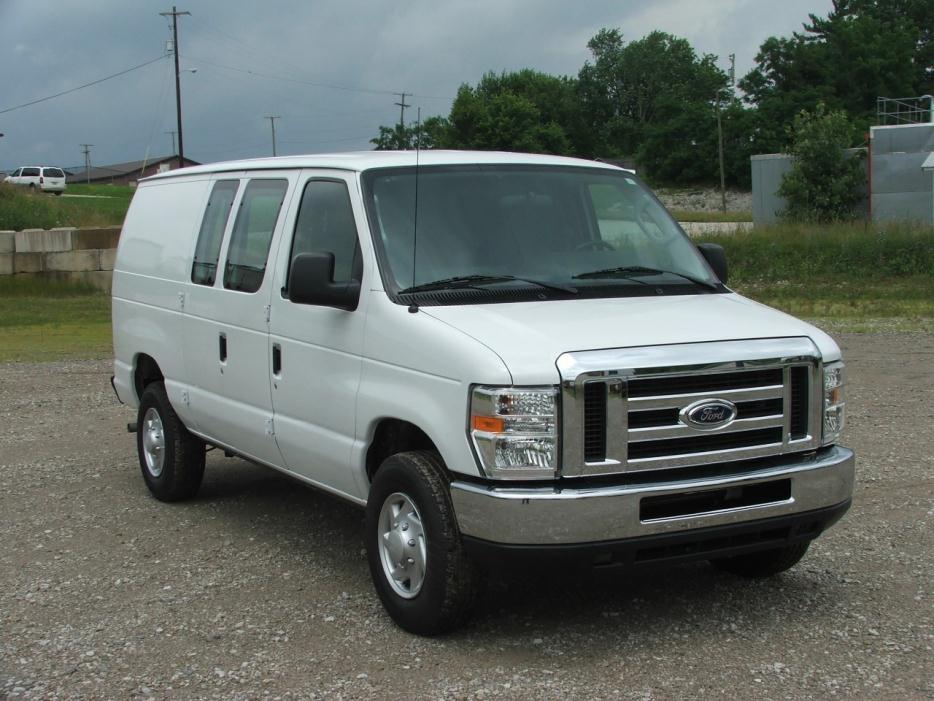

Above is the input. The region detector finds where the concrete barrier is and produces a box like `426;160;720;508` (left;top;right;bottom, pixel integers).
73;227;121;251
45;249;101;272
13;252;44;273
0;231;14;254
1;226;121;286
14;228;76;253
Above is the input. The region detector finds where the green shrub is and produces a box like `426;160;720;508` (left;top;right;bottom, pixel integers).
777;105;865;222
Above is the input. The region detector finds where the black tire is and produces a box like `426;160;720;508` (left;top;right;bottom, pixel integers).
711;540;811;578
136;382;205;502
365;451;482;635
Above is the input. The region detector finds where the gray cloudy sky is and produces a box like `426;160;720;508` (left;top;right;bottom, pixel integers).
0;0;832;171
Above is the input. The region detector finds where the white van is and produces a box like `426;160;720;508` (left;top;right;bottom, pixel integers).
4;166;67;194
112;151;854;634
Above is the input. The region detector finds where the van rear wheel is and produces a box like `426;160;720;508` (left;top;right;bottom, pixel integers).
365;451;481;635
136;382;205;502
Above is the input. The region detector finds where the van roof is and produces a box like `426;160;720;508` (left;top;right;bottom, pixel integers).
143;150;627;181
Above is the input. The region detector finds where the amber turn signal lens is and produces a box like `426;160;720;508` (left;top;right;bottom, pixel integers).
471;415;505;433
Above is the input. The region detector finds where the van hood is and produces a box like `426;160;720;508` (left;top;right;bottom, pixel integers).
421;292;840;385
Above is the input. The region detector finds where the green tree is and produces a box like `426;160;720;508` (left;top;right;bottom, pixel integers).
370;116;450;150
740;0;929;153
777;104;865;222
578;29;727;160
444;70;579;155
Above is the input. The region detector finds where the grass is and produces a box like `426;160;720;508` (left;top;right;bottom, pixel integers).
0;182;131;230
672;210;753;223
0;277;111;362
697;221;934;332
696;220;934;279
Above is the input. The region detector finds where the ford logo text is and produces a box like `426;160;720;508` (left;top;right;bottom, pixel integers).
680;399;738;430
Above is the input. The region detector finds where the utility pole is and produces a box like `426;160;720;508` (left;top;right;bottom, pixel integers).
160;6;190;168
165;130;177;156
716;52;736;213
264;116;280;157
394;92;410;149
80;144;93;184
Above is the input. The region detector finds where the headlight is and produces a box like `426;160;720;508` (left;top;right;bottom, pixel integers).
822;361;846;445
469;386;559;480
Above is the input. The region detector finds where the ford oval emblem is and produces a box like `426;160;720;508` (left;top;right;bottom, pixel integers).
680;399;738;430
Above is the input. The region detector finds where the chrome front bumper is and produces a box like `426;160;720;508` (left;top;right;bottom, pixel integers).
450;446;854;546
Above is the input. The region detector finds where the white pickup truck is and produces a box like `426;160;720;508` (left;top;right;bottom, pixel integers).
111;151;853;635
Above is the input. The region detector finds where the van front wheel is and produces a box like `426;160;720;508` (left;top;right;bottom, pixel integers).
136;382;205;502
365;451;481;635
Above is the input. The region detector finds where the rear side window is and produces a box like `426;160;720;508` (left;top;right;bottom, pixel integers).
289;180;361;284
192;180;239;285
223;179;288;293
22;168;40;177
43;168;65;178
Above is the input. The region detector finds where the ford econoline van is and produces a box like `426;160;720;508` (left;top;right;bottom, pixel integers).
112;151;854;634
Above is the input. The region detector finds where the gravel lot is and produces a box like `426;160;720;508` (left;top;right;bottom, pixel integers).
1;333;932;700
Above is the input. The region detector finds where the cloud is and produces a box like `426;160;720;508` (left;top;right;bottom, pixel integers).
0;0;833;169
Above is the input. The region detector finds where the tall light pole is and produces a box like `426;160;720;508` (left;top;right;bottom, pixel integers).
160;6;190;168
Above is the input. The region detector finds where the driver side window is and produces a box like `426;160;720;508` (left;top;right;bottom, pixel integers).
288;179;361;285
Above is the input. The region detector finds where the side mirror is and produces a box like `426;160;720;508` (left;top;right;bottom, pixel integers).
287;252;361;311
696;243;728;285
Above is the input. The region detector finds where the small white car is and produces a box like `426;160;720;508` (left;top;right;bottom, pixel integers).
112;151;854;635
4;166;67;194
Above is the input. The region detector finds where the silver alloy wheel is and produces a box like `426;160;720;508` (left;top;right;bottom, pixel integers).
142;407;166;478
377;491;427;599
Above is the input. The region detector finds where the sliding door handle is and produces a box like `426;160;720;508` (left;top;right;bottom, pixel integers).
219;332;227;362
272;343;282;375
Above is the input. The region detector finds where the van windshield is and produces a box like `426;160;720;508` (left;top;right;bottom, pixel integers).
362;165;720;304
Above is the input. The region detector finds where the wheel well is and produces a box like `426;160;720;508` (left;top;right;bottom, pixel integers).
365;419;439;482
133;354;164;401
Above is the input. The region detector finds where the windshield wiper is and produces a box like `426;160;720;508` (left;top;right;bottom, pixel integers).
399;274;577;295
573;265;718;291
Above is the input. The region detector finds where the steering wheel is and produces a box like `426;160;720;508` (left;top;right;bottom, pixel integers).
574;239;615;252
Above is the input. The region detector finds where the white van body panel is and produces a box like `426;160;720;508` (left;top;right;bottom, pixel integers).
266;170;370;498
422;293;841;386
181;172;299;467
112;177;213;412
354;291;512;487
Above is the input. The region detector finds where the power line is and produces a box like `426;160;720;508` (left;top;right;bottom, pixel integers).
0;56;166;115
185;54;453;101
189;17;446;99
185;55;398;96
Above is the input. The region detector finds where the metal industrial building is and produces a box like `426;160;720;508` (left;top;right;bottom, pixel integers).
751;96;934;225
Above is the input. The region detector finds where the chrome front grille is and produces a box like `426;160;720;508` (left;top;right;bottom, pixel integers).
559;338;823;477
